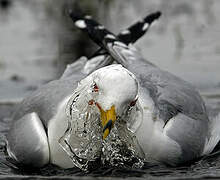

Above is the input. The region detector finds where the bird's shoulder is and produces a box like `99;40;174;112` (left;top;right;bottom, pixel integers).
13;75;80;126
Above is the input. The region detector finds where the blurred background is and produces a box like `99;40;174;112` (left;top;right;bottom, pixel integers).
0;0;219;108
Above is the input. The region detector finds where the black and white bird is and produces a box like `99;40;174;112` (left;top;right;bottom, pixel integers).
6;11;161;170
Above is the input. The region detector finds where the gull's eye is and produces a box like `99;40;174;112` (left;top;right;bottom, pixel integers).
88;99;95;105
92;83;99;92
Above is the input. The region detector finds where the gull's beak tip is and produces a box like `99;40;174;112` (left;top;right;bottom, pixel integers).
102;119;113;140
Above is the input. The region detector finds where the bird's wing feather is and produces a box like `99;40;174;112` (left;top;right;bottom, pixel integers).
111;44;208;124
70;11;161;74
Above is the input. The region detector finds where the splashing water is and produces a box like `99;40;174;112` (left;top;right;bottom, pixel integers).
101;105;145;169
59;79;145;171
59;81;102;171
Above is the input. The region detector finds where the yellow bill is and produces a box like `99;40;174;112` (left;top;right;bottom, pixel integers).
97;104;116;139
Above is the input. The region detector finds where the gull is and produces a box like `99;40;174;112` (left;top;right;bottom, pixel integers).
6;11;161;169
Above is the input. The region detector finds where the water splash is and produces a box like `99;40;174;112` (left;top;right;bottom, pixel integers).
59;79;144;171
101;106;145;169
59;81;102;171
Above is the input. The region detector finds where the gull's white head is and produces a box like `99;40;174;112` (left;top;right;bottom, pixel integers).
91;65;138;112
78;64;139;139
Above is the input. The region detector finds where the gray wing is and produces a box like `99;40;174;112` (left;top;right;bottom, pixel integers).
7;112;49;167
108;43;209;123
13;72;85;128
13;54;102;127
137;66;208;123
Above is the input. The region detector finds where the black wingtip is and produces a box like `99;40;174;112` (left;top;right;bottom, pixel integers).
69;10;162;59
155;11;162;18
69;11;117;48
144;11;162;23
155;11;162;19
117;11;162;44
